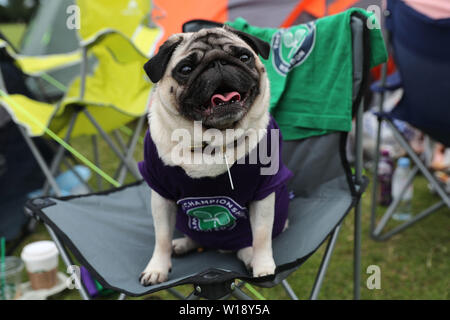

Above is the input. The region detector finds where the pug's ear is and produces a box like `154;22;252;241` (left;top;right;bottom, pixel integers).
225;26;270;60
144;38;182;83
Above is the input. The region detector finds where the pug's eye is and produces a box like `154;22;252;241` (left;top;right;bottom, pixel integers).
239;54;250;62
179;65;193;75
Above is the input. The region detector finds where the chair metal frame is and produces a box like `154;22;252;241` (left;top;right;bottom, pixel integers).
5;11;372;300
0;1;154;197
35;96;365;300
0;71;145;195
0;47;147;258
369;8;450;242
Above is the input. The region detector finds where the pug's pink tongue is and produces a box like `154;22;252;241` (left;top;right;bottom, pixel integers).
211;92;241;107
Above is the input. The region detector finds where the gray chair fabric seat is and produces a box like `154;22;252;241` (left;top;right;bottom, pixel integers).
26;131;359;297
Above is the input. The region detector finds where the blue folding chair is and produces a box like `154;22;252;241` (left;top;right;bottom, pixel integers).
370;0;450;240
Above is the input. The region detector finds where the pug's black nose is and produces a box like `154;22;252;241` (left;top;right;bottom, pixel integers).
208;60;227;68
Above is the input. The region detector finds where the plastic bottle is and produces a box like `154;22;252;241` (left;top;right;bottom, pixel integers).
377;149;393;206
392;157;413;221
27;165;91;198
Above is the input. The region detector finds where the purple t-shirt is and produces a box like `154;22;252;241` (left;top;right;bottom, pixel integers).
138;116;293;251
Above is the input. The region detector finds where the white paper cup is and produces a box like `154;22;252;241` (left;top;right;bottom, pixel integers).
21;241;59;290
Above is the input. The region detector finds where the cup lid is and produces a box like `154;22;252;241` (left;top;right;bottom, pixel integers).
20;241;58;261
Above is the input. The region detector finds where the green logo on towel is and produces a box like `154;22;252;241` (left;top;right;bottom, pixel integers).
178;196;247;232
271;22;316;76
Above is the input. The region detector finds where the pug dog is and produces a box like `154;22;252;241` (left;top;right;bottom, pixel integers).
138;25;292;286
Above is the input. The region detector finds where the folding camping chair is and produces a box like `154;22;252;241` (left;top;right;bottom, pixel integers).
0;0;160;198
0;0;159;262
23;10;385;300
369;0;450;241
17;0;156;101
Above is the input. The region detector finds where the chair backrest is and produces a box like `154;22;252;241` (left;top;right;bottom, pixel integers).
386;0;450;145
259;15;369;286
77;0;151;42
19;0;156;100
283;14;367;197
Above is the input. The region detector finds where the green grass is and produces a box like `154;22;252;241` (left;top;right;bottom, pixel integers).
2;23;449;300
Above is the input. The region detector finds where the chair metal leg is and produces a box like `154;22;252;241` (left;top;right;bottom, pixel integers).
18;127;63;197
83;109;140;179
353;200;362;300
232;286;254;300
42;112;78;195
370;111;383;235
281;279;299;300
91;135;104;190
370;62;388;237
113;130;127;152
166;288;188;299
372;165;419;238
115;115;146;184
186;290;200;300
353;98;364;300
44;224;90;300
377;200;445;241
309;224;342;300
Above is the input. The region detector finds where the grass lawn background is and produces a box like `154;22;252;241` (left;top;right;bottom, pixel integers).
1;23;449;300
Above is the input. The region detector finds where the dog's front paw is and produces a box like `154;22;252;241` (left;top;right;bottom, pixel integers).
251;255;276;278
139;257;171;286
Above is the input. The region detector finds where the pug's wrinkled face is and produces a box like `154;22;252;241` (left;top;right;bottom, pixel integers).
144;26;270;130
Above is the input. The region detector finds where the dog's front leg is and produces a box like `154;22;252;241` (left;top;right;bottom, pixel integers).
140;190;177;286
249;192;276;277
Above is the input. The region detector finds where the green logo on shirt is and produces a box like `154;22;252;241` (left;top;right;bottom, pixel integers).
272;21;316;76
187;205;236;231
178;196;247;232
